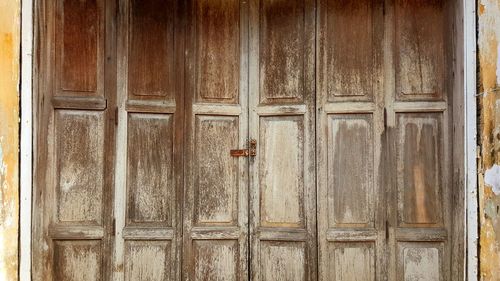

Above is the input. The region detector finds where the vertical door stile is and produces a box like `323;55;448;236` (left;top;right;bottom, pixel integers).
113;1;128;279
384;0;397;280
249;0;317;280
182;0;249;280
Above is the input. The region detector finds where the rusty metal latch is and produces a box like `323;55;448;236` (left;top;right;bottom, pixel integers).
230;139;257;157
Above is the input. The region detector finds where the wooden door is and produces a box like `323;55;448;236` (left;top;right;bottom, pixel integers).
248;0;317;280
113;0;185;280
386;0;452;280
317;0;386;279
317;0;453;280
33;0;116;280
182;0;249;280
34;0;457;280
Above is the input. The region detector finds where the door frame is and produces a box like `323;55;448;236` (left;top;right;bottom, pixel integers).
21;0;477;280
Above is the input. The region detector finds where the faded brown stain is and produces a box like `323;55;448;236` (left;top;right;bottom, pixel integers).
0;1;20;280
479;0;500;280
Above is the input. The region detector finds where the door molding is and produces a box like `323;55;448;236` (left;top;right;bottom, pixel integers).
23;0;477;280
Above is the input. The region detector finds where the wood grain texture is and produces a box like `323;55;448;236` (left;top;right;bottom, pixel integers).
55;110;105;225
395;0;445;100
114;1;184;280
194;116;239;225
259;116;305;228
397;113;443;226
325;0;378;101
34;0;463;279
318;1;384;280
328;114;374;228
397;243;443;281
127;114;174;226
53;240;103;281
260;242;306;281
128;0;174;98
124;241;172;281
328;242;375;281
56;0;104;95
259;0;305;103
249;0;316;279
193;240;239;281
196;0;240;103
184;1;248;280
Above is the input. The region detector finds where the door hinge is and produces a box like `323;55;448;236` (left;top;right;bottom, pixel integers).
385;220;389;240
230;139;257;157
112;218;116;236
114;107;119;126
383;107;387;128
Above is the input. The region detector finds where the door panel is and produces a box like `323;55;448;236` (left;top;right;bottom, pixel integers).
395;0;445;100
325;0;376;101
183;0;249;280
128;0;175;98
328;114;375;228
249;0;316;280
327;242;375;281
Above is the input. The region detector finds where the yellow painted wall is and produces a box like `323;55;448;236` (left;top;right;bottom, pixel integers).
479;0;500;280
0;1;20;280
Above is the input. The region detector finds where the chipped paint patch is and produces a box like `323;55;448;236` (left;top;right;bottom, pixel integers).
0;1;20;280
485;164;500;195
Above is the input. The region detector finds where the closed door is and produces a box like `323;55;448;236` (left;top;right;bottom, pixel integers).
317;0;452;280
34;0;454;280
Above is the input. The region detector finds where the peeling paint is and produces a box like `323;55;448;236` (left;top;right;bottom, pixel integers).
0;1;20;280
479;0;500;279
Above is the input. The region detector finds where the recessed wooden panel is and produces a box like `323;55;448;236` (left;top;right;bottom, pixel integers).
395;0;444;100
328;242;375;281
58;0;101;93
397;113;442;225
127;114;173;225
194;115;239;225
260;242;306;280
194;240;239;281
398;243;442;281
326;0;375;100
196;0;240;103
259;116;304;228
53;240;102;281
328;114;374;227
128;0;175;98
55;110;104;224
125;241;172;281
259;0;304;103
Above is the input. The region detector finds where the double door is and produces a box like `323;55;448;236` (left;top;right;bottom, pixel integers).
35;0;453;280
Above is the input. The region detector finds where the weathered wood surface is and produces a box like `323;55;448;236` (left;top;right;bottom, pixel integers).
33;0;459;280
